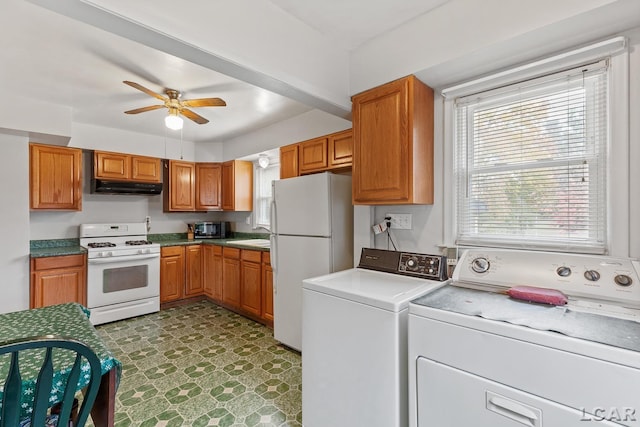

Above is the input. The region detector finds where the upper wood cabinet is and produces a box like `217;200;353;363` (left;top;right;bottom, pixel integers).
132;156;162;182
351;75;434;205
279;129;352;179
164;160;196;212
30;254;86;308
222;160;253;211
195;163;222;211
30;143;82;211
328;129;353;169
94;150;162;182
279;144;299;179
299;137;328;174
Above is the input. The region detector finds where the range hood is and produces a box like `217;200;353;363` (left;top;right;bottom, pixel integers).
91;179;163;195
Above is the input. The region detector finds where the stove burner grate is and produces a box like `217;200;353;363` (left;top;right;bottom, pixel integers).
87;242;116;248
125;240;153;246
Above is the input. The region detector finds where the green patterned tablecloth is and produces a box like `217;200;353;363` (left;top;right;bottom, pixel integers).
0;303;122;418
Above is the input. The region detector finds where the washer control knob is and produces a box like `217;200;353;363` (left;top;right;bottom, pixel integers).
584;270;601;281
556;266;572;277
471;257;490;274
615;274;633;287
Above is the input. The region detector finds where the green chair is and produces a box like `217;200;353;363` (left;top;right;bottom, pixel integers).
0;335;102;427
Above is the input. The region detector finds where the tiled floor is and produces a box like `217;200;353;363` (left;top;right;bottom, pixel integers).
93;301;302;427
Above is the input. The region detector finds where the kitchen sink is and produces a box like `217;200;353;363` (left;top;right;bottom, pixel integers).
230;239;271;248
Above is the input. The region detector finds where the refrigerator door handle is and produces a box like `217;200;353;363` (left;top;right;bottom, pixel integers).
270;194;277;293
270;234;277;293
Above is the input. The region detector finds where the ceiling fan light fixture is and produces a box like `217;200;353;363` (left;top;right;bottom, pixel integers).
258;154;270;169
165;109;183;130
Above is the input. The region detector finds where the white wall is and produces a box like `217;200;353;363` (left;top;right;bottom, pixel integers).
0;132;31;313
223;110;351;161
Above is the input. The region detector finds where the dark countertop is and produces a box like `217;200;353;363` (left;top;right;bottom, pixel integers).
156;238;271;252
30;233;270;258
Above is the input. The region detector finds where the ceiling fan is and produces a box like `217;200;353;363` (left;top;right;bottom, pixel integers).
123;80;226;128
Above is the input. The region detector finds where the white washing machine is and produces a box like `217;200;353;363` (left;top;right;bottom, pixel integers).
409;249;640;427
302;248;448;427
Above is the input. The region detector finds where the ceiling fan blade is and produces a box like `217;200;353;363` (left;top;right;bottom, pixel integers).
124;105;165;114
181;109;209;124
181;98;227;108
123;81;167;102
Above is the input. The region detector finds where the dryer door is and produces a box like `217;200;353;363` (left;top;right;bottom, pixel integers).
416;357;628;427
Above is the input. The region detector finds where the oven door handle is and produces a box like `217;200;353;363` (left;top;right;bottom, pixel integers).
88;253;160;264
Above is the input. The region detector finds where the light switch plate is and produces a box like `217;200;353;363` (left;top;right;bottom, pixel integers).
385;213;412;230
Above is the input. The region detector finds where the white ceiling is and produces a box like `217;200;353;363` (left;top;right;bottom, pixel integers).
267;0;450;50
1;0;450;144
4;0;638;146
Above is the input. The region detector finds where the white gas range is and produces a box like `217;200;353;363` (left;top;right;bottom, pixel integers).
408;248;640;427
80;222;160;325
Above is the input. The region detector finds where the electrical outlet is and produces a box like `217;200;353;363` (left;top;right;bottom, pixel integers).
385;213;412;230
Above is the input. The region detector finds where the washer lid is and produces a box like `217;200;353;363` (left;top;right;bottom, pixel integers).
303;268;447;312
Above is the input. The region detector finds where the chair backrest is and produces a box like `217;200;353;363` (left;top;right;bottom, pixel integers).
0;335;102;427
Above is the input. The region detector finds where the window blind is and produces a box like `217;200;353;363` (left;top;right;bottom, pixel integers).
254;163;279;229
454;61;608;253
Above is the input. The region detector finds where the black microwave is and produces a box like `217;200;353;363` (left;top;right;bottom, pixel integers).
193;221;230;239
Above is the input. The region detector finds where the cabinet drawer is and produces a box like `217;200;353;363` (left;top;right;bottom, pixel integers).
33;254;85;271
242;249;262;263
262;252;271;265
223;247;241;259
161;246;185;257
211;245;223;255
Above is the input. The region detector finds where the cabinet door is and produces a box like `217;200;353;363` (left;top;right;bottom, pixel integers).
328;129;353;169
94;151;131;180
166;160;196;211
132;156;162;182
160;246;184;302
299;137;328;174
195;163;222;210
352;75;434;205
241;250;262;317
262;253;274;324
203;245;224;302
32;268;85;308
222;160;253;211
184;245;203;297
30;144;82;210
222;247;241;308
30;255;86;308
279;144;299;179
212;251;223;301
203;245;215;298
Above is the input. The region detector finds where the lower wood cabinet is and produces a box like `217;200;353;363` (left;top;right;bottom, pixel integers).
160;246;185;303
222;247;241;308
262;252;274;324
30;254;86;308
240;250;263;317
161;245;203;302
184;245;203;296
203;245;223;301
161;243;273;326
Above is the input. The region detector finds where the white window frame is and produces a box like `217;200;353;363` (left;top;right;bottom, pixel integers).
442;37;630;256
253;161;279;230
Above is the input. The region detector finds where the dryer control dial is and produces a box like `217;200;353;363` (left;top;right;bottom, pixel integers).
471;257;490;274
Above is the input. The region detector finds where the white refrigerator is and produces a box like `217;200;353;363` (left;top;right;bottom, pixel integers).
271;172;353;351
